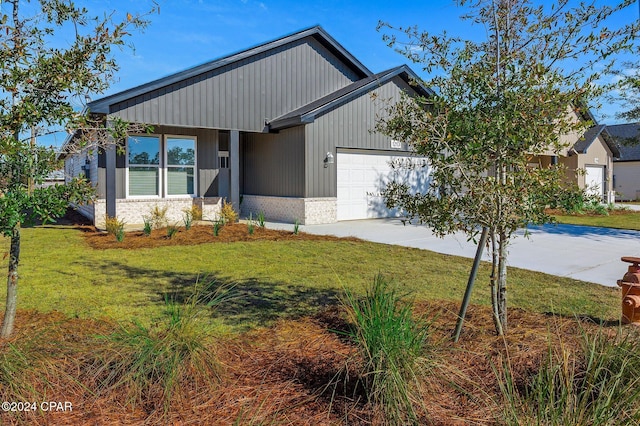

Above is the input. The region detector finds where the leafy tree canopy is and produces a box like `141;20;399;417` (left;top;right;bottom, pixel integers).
376;0;639;334
0;0;155;338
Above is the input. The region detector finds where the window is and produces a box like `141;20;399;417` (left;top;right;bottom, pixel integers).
126;134;197;198
219;151;229;169
166;136;196;196
128;135;161;196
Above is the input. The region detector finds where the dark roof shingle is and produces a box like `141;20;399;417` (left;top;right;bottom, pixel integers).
606;123;640;162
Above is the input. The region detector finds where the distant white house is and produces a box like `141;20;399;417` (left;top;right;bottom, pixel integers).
607;123;640;201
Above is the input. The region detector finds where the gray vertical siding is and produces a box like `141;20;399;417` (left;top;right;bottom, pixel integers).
243;126;305;197
109;38;360;132
304;77;414;197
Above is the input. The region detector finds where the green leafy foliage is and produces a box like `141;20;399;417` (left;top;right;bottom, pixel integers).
376;1;639;335
166;224;178;239
0;0;155;337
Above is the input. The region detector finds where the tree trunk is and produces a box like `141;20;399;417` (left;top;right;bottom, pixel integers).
1;225;20;339
489;229;504;336
497;229;508;334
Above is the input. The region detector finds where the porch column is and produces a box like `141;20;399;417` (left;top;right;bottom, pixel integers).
230;130;240;212
104;142;116;219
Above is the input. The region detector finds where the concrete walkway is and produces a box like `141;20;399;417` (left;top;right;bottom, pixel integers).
267;219;640;288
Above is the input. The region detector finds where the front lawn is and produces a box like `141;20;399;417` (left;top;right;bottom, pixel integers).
0;223;620;330
550;208;640;231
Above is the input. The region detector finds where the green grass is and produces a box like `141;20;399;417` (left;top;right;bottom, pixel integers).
343;274;431;425
0;225;621;332
551;211;640;231
498;326;640;425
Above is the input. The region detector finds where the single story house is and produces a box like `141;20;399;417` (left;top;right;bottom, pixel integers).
63;26;433;226
533;109;619;203
607;123;640;201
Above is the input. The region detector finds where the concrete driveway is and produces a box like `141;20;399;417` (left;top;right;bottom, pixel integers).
268;219;640;287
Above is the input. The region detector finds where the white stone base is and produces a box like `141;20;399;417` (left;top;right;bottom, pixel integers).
90;197;222;228
241;195;337;225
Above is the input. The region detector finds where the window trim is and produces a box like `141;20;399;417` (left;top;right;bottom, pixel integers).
126;134;162;199
164;134;198;198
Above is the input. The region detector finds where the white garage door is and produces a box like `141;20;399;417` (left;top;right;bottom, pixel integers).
585;165;604;201
337;151;431;221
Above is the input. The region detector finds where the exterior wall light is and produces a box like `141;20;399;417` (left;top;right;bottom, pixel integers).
324;152;334;168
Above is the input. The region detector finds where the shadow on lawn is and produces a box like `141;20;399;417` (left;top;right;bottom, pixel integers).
88;260;341;329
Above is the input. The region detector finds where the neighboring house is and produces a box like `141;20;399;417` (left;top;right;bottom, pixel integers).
40;169;65;188
607;123;640;201
62;26;432;226
533;109;619;203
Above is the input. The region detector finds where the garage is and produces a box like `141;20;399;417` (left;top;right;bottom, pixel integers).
585;165;605;201
336;150;431;221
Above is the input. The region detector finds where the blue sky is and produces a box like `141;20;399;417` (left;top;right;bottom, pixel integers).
34;0;640;147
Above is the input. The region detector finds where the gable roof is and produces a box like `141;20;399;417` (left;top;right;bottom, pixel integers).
571;124;620;158
606;123;640;162
268;65;433;130
88;26;373;114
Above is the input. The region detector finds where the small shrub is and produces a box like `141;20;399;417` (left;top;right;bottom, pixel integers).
142;217;152;236
293;219;300;235
149;204;169;229
219;200;238;224
104;216;125;242
247;213;255;235
342;274;432;425
213;220;223;236
188;204;203;221
166;225;178;239
182;211;193;230
257;211;266;228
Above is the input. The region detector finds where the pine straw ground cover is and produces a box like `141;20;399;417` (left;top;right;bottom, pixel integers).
0;301;603;426
84;222;361;250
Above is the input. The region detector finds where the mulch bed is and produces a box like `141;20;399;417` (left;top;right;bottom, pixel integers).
0;302;608;425
84;223;362;250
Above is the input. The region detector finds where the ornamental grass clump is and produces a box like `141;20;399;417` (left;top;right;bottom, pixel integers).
257;211;266;228
342;274;432;425
182;210;193;230
90;279;234;413
497;326;640;425
247;213;255;235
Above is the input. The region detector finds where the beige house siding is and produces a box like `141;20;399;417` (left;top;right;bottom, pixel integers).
614;161;640;201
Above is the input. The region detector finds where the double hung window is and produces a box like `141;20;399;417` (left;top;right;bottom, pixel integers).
127;135;196;197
